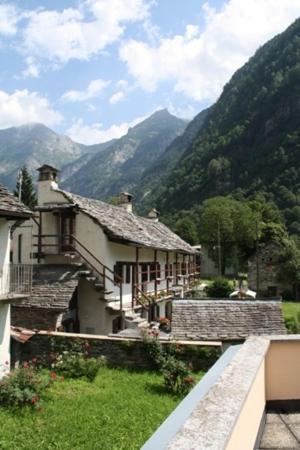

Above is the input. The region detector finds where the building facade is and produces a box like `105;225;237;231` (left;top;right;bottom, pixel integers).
12;165;200;335
0;184;32;378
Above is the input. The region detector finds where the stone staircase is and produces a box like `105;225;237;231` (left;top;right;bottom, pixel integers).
64;251;147;331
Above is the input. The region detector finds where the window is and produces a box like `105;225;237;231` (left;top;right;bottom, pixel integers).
114;262;123;283
150;262;156;281
141;263;148;283
125;264;131;284
182;262;187;275
18;234;22;263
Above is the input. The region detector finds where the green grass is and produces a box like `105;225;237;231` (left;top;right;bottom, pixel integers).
282;302;300;321
0;367;201;450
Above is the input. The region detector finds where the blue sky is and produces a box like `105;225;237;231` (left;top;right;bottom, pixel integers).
0;0;300;144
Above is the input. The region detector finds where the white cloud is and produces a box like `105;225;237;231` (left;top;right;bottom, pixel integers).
61;79;110;102
0;89;63;129
22;0;150;65
0;4;19;36
66;114;147;145
120;0;300;102
21;56;40;78
109;91;125;105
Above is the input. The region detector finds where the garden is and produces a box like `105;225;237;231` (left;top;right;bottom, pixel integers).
0;338;205;450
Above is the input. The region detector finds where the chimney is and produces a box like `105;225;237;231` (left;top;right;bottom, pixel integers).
117;192;133;213
147;208;159;222
37;165;59;205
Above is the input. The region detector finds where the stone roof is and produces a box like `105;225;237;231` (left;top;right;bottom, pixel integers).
0;184;32;218
57;189;195;253
171;299;286;341
14;265;79;310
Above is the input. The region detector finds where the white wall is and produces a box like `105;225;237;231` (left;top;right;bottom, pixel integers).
78;278;118;335
0;219;12;378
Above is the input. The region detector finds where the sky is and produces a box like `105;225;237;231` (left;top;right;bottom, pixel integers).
1;0;300;145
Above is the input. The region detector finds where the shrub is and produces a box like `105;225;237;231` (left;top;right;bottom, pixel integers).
284;316;300;334
143;335;195;395
52;352;106;382
0;361;52;409
207;277;232;298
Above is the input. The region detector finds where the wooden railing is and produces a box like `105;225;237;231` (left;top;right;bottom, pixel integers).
33;233;124;329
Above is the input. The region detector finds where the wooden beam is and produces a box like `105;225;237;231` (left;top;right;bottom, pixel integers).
154;249;157;299
166;251;169;294
37;211;42;263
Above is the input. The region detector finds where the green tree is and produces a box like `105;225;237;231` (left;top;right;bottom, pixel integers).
199;196;256;274
277;237;300;300
14;166;37;210
174;217;198;245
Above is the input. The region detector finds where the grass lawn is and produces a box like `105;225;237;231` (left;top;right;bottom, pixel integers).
282;302;300;321
0;367;202;450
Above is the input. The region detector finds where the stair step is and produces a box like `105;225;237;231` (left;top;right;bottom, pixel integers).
86;276;96;282
77;270;92;277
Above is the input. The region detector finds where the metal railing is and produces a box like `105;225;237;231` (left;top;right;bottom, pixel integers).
0;264;32;298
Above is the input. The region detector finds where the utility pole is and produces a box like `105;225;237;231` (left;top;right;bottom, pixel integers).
18;169;23;202
217;220;222;276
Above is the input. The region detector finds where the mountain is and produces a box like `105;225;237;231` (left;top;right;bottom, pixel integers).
0;123;87;189
60;140;116;183
134;107;210;213
154;19;300;230
62;109;187;200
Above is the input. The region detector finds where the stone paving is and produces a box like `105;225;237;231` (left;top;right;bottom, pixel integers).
259;413;300;449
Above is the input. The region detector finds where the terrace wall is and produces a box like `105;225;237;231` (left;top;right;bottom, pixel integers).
11;331;221;371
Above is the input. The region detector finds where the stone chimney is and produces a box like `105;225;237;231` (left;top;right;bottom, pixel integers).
37;165;59;205
117;192;133;213
147;208;159;222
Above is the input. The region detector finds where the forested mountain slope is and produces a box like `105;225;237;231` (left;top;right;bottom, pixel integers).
134;107;210;213
154;19;300;231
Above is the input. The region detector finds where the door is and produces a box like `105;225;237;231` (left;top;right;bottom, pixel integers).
60;213;75;252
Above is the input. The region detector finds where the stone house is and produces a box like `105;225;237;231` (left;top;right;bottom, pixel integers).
12;165;199;335
0;184;32;378
248;242;287;297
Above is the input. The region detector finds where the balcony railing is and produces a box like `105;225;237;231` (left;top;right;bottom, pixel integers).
0;264;32;299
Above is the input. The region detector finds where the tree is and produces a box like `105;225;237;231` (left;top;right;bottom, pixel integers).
277;237;300;300
174;217;198;245
14;166;37;210
198;196;257;274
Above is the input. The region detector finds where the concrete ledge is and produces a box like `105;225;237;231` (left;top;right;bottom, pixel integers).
142;344;241;450
143;336;270;450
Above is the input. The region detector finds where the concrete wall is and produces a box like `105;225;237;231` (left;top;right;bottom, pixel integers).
266;340;300;401
226;359;266;450
0;219;11;378
78;278;119;335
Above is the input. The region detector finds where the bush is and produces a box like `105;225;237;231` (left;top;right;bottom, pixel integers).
284;316;300;334
0;361;52;409
207;277;232;298
281;289;295;301
143;335;195;395
52;351;106;382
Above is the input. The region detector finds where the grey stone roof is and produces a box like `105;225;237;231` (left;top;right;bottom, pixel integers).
14;265;79;310
0;184;32;218
57;189;195;253
171;299;286;341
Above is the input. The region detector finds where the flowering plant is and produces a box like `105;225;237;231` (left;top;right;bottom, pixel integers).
0;360;53;409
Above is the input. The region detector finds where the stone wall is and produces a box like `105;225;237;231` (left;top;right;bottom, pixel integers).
11;307;59;331
11;331;221;372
